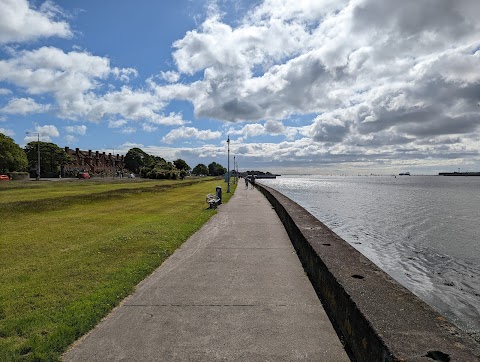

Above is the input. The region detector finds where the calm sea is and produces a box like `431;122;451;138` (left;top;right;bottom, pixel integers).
259;175;480;338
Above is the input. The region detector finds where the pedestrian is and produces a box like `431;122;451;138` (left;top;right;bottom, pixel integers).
250;175;255;189
245;176;249;189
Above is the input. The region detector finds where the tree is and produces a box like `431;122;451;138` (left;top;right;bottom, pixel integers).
24;141;72;174
0;133;28;172
143;158;179;179
173;158;190;171
208;162;227;176
124;148;155;173
125;148;184;179
192;163;208;176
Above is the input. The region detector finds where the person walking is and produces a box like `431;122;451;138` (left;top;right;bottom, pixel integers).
245;176;249;189
250;175;256;189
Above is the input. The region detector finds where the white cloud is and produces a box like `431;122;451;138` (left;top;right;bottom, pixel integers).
310;114;350;143
264;120;285;134
162;126;222;144
230;123;265;138
150;112;186;126
0;47;152;122
65;134;77;144
228;120;301;140
36;124;59;138
120;142;144;149
0;88;12;95
111;67;138;82
59;86;170;123
0;97;50;115
25;124;59;142
2;0;480;172
138;143;227;165
0;0;72;44
0;47;112;95
108;120;128;128
65;125;87;135
142;123;158;132
172;9;312;76
0;127;15;137
121;127;136;134
146;0;480;172
160;71;180;83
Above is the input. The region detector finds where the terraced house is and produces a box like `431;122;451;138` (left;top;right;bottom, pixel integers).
63;147;125;177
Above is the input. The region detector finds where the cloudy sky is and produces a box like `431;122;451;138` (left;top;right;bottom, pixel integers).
0;0;479;174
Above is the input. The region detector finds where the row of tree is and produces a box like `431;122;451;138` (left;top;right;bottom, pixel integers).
190;162;227;176
124;147;191;180
0;133;227;180
0;133;71;174
124;147;226;179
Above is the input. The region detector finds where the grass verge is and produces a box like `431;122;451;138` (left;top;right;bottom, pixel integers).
0;178;236;361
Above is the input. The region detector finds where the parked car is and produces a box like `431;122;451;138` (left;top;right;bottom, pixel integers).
78;172;91;179
0;174;10;181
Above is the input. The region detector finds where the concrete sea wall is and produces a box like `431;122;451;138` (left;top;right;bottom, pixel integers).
257;184;480;362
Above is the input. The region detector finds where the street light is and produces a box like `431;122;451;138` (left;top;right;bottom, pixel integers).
112;149;115;179
235;157;239;184
227;136;230;193
26;132;40;180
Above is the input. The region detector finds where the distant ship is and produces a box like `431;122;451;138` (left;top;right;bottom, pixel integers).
399;172;410;176
255;174;280;179
439;172;480;176
240;172;280;179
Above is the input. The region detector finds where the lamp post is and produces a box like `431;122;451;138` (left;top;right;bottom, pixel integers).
26;132;40;180
112;149;115;179
227;136;230;193
233;156;238;185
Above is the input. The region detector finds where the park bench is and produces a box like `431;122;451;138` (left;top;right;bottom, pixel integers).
206;193;221;209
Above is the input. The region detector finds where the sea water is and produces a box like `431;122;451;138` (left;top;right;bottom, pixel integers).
259;175;480;339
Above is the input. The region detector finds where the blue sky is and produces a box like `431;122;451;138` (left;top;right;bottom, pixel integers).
1;0;479;174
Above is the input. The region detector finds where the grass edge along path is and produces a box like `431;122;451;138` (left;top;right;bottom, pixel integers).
0;179;236;361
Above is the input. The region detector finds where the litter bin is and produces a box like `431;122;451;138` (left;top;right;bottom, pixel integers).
216;186;222;205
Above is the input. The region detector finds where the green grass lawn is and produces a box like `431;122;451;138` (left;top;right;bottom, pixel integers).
0;178;183;204
0;178;236;361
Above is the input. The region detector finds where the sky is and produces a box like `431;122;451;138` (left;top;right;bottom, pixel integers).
0;0;479;175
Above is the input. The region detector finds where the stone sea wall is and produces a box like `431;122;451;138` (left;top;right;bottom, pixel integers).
257;183;480;362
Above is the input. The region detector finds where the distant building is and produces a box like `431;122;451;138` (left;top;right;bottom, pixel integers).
439;172;480;176
63;147;125;177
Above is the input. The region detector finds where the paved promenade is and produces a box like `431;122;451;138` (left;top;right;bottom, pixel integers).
63;185;349;361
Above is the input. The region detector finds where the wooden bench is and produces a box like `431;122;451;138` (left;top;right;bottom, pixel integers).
206;193;221;209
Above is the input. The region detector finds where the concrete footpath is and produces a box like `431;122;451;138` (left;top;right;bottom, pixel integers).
63;185;349;361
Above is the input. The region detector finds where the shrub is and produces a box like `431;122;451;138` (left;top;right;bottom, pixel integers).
9;172;29;180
